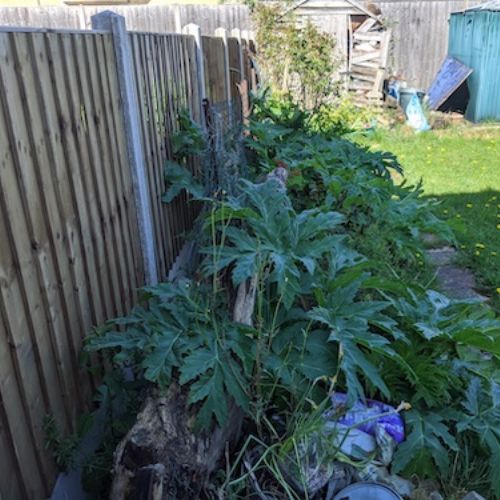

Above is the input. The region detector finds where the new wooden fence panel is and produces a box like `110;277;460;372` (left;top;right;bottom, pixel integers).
228;36;243;119
130;32;203;280
203;35;227;105
0;29;144;499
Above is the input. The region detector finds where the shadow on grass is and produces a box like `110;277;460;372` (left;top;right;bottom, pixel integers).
423;189;500;309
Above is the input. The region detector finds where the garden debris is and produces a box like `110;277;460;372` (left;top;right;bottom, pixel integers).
427;56;472;111
279;394;411;498
403;91;430;131
357;464;412;497
349;17;392;102
332;481;402;500
328;393;406;444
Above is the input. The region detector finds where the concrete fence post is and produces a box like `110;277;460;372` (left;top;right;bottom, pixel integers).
182;23;206;127
91;11;158;285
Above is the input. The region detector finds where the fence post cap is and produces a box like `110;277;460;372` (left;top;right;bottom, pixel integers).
215;27;228;38
91;10;125;30
182;23;201;35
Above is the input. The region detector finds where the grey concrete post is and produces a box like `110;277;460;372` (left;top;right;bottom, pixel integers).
91;11;158;285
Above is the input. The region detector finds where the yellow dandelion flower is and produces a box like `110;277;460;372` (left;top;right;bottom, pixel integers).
466;203;473;208
497;224;500;230
497;288;500;295
475;243;486;248
491;252;497;256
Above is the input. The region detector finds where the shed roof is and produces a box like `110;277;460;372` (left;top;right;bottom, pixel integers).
285;0;380;18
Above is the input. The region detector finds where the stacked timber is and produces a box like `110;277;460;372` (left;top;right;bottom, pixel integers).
349;17;391;103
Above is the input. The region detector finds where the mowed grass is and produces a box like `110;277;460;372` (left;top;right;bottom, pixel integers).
359;125;500;305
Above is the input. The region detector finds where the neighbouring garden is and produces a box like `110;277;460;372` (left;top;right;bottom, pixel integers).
45;5;500;500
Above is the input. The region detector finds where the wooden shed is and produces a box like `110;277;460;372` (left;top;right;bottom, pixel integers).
288;0;392;100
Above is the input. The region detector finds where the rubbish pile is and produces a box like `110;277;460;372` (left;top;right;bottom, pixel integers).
277;393;412;499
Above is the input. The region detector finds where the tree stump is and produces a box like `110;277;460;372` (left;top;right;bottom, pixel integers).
110;385;243;499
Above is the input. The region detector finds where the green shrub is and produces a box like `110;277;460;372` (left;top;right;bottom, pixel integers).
86;97;500;498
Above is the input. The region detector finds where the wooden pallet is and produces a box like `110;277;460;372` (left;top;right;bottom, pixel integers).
348;16;391;102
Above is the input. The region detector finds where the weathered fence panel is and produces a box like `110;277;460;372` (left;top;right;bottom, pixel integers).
0;4;252;34
374;0;482;89
130;32;203;278
203;35;227;104
0;17;255;499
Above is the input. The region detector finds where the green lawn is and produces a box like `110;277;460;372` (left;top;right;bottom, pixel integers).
360;125;500;306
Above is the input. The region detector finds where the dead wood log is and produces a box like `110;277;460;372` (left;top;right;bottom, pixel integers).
110;385;243;499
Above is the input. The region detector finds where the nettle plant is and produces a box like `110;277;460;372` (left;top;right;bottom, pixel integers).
87;103;500;497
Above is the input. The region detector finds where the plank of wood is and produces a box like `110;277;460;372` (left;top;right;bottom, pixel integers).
353;32;383;42
351;50;381;64
351;64;378;76
355;17;377;33
351;72;377;83
380;28;392;68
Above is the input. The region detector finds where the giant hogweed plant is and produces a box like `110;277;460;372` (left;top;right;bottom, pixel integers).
87;104;500;496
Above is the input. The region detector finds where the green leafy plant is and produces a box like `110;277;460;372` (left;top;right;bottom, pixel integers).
87;280;253;428
85;93;500;498
252;4;337;107
43;414;93;471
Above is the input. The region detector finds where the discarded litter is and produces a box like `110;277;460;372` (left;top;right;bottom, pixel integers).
332;481;402;500
328;393;405;444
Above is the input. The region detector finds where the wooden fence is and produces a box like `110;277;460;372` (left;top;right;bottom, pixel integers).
0;14;255;499
374;0;483;89
0;4;252;34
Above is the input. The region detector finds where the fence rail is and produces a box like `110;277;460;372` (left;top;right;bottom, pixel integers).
0;14;255;499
